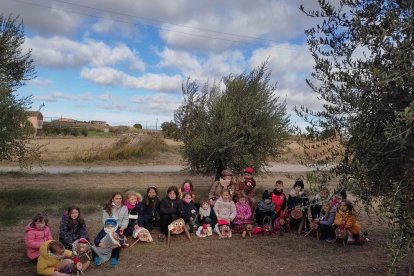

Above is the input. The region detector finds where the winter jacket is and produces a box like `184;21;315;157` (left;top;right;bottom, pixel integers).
271;189;287;217
37;240;72;275
257;199;275;213
234;177;256;199
182;200;199;225
24;224;53;260
141;196;161;222
59;214;88;248
287;189;309;210
213;197;236;222
319;206;337;226
334;210;361;235
198;206;217;227
209;178;235;200
159;197;183;220
233;201;252;225
102;205;129;230
125;201;144;228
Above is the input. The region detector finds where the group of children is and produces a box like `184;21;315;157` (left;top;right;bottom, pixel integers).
24;168;367;275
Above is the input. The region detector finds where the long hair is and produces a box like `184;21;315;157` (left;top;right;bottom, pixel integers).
166;185;179;198
103;192;123;216
145;186;160;206
180;179;194;192
66;206;85;226
30;213;49;227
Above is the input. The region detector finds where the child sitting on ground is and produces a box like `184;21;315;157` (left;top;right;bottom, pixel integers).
142;186;161;231
25;213;53;262
213;189;236;235
37;240;74;276
59;206;88;249
92;218;126;267
255;190;275;226
182;192;199;233
123;190;144;237
233;193;253;237
159;186;183;241
315;201;336;242
334;200;366;244
198;199;217;228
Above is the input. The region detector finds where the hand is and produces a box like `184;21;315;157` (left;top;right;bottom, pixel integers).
99;242;106;248
134;225;139;230
314;219;319;223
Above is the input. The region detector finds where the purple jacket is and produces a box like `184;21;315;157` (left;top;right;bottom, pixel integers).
233;202;252;225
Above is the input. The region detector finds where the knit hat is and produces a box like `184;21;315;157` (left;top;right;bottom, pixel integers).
78;238;89;244
221;169;234;177
293;179;304;190
244;167;254;175
262;190;271;200
104;218;117;227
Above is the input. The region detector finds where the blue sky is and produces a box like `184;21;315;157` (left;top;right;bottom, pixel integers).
2;0;324;128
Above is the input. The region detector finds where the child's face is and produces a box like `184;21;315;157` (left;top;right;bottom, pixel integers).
275;183;283;192
168;190;177;200
112;194;122;207
243;173;252;181
239;197;247;204
322;204;330;213
222;192;230;201
340;202;348;212
294;186;301;193
35;220;46;230
127;195;138;205
183;183;191;191
183;194;192;203
69;209;79;220
148;189;157;198
53;248;65;258
202;202;209;210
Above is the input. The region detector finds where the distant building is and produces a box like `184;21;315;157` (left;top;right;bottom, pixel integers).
57;117;75;123
27;111;43;135
91;120;107;125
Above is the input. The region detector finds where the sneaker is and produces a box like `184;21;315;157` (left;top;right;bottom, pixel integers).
93;256;101;266
110;258;118;267
325;238;335;243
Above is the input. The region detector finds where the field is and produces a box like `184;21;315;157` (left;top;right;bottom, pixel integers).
0;136;402;275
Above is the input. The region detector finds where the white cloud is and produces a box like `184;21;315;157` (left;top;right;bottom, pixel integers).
34;92;78;102
129;93;181;115
98;92;115;101
0;1;83;35
25;36;145;71
80;67;183;92
28;78;52;87
157;47;246;82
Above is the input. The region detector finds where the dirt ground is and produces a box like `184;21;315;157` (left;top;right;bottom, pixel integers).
0;172;398;276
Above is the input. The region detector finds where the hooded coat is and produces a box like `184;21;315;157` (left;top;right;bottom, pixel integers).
37;240;73;275
24;224;53;260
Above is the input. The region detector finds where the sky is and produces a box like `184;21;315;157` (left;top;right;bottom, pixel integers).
2;0;324;129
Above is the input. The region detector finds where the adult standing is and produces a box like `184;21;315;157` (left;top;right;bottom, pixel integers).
234;167;256;205
208;169;235;206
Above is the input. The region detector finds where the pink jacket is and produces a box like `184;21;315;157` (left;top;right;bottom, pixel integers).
24;224;53;260
233;201;252;225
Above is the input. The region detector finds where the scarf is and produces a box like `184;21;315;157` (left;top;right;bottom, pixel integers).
124;200;136;210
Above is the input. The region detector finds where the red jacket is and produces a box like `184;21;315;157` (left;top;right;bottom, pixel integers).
271;191;287;217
